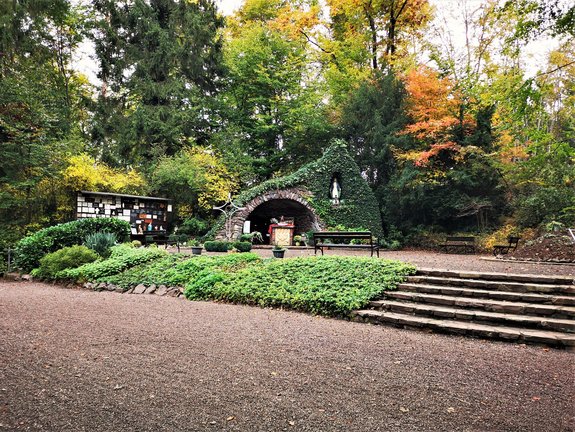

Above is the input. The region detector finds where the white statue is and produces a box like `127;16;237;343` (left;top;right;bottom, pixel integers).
330;177;341;203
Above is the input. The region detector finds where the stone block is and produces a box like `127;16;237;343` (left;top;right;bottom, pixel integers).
133;284;147;294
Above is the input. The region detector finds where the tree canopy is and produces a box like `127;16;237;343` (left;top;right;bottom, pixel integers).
1;0;573;247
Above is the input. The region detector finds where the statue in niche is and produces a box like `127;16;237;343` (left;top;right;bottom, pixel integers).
330;176;341;204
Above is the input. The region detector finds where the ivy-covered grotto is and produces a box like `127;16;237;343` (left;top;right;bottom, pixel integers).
212;140;382;243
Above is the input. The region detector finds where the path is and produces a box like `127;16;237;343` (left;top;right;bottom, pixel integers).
1;281;573;431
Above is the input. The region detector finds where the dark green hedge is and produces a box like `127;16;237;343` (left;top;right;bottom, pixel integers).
207;140;382;239
14;218;131;272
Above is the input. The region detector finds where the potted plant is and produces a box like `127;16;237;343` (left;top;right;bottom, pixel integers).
189;239;203;255
293;235;302;246
272;243;286;258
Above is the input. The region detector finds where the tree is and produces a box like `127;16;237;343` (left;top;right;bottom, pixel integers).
89;0;225;166
0;0;89;243
218;1;334;181
339;71;408;197
151;147;237;218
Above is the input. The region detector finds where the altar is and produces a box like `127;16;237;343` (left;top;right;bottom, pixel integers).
268;219;295;246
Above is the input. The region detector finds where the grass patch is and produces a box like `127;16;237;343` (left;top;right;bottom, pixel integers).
184;256;415;317
94;252;261;289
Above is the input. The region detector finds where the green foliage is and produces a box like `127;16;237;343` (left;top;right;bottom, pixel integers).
14;218;131;272
32;245;98;280
58;244;166;282
232;241;253;252
204;241;231;252
92;253;261;289
89;0;225;165
219;12;334;180
179;217;210;237
84;232;117;258
184;257;416;316
516;187;575;228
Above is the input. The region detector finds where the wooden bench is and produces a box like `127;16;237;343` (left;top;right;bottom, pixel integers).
439;236;476;254
493;236;520;256
313;231;379;257
145;234;186;252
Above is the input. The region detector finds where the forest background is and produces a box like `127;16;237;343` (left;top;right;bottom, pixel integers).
1;0;574;249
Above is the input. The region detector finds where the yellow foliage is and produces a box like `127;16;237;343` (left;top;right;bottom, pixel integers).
187;148;237;211
62;154;146;194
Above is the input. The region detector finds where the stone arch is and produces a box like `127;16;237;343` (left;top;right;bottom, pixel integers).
221;188;323;242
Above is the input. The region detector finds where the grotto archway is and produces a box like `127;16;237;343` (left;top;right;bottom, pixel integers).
220;188;323;243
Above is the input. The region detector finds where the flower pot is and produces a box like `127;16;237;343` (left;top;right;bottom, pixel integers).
191;246;203;255
272;249;285;258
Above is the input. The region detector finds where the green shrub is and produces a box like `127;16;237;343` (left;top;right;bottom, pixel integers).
85;232;117;258
184;256;416;316
32;245;99;280
14;218;130;272
204;241;231;252
92;253;261;288
58;244;166;281
132;240;142;247
179;217;210;237
232;241;252;252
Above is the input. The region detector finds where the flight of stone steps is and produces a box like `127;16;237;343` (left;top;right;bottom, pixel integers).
351;269;575;348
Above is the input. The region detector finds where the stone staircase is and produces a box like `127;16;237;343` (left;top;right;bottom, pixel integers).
351;269;575;348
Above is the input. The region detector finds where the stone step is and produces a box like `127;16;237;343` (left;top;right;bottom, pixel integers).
369;300;575;333
351;310;575;348
416;268;575;286
382;291;575;319
398;283;575;306
406;276;575;296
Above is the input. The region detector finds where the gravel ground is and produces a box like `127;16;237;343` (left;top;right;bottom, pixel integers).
1;281;574;432
196;247;575;277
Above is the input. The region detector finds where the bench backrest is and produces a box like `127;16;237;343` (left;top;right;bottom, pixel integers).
313;231;373;240
507;236;520;246
445;236;475;243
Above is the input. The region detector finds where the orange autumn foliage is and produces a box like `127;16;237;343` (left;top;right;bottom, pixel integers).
400;66;475;167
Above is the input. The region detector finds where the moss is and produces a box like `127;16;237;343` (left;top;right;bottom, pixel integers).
207;140;382;239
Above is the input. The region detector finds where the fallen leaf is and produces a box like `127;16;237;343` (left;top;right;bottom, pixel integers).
288;421;295;426
271;372;278;376
113;384;124;390
531;396;541;401
400;407;409;413
447;407;455;413
226;416;235;422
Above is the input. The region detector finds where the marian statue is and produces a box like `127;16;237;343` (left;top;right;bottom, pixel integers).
330;176;341;203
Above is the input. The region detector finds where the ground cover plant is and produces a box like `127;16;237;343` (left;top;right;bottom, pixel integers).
58;244;166;282
91;252;261;289
185;257;416;317
31;245;99;280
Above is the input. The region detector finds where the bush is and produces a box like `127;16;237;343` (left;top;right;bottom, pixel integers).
58;244;166;281
85;232;117;258
179;217;210;237
32;246;99;280
232;241;252;252
204;241;231;252
184;257;416;316
132;240;142;247
14;218;130;272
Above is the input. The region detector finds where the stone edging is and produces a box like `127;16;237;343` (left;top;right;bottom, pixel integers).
77;282;186;297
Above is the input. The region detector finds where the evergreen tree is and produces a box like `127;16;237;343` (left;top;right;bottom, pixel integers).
89;0;225;166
